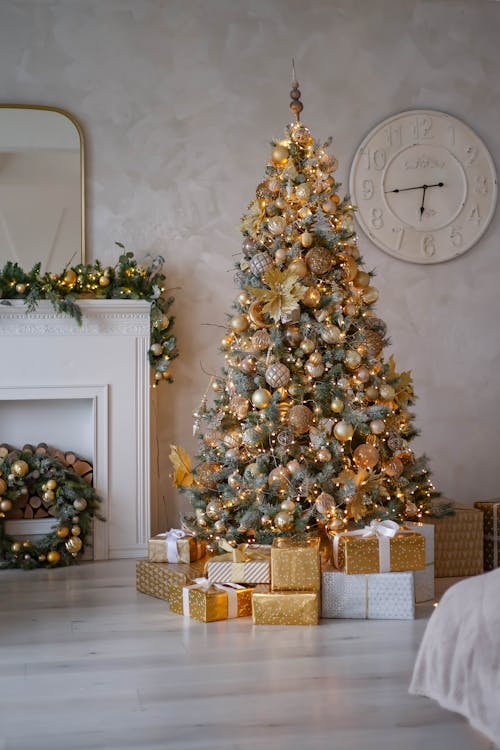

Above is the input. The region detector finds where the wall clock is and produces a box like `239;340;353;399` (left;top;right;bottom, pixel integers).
349;110;497;263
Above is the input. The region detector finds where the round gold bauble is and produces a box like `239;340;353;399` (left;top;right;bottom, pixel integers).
223;429;242;450
204;428;223;448
265;363;291;389
292;125;312;145
286;459;301;475
71;526;81;536
239;356;257;374
45;478;57;491
66;536;83;554
213;520;227;534
251;329;271;350
238;292;251;306
250;252;273;277
275;196;287;209
370;419;385;435
305;247;333;276
268;466;290;491
365;385;379;401
206;499;222;519
230;314;249;334
344;350;362;370
317;447;332;462
305;362;325;378
251;388;272;410
383;457;404;478
298;206;312;219
274;510;294;531
63;269;77;285
364;330;383;357
330;397;344;413
282;325;300;348
46;550;61;564
300;231;314;248
38;554;46;562
42;489;54;502
268;216;287;235
221;335;233;349
260;514;271;526
242;237;256;256
353;270;370;289
353;443;380;469
295;183;311;202
197;516;208;528
333;421;354;441
280;498;296;511
362;286;379;305
299;338;315;355
0;498;13;512
289;258;308;278
319;152;338;172
315;492;335;515
99;275;110;287
321;199;337;214
340;255;358;282
73;497;88;512
328;517;344;531
379;384;396;401
355;366;371;384
274;248;287;264
11;460;29;477
308;351;323;366
321;325;342;344
288;404;314;434
248;300;272;329
344;302;358;317
302;287;321;308
196;462;222;489
56;526;70;539
227;471;242;490
11;541;22;554
0;478;6;494
15;283;27;294
272;145;289;164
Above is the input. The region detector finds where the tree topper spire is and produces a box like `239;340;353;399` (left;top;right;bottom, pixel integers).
290;59;303;122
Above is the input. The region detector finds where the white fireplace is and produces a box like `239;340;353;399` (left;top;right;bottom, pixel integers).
0;299;151;558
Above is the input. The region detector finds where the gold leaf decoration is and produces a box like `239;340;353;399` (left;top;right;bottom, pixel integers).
246;267;306;322
169;445;194;488
240;199;266;235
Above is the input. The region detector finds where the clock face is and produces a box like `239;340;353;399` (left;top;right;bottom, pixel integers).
349;110;497;263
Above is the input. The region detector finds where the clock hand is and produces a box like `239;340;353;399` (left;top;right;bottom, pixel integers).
419;185;428;220
385;182;444;194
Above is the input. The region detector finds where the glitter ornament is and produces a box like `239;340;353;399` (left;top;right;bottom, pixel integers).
364;330;383;356
196;462;222;489
250;252;273;277
383;457;404;477
288;404;314;434
265;363;291;389
251;329;271;350
379;384;396;400
353;443;380;469
344;350;362;370
11;460;29;477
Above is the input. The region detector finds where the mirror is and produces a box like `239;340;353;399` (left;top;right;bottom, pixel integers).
0;105;84;272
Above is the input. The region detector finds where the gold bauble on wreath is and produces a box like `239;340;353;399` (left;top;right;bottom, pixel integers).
11;460;29;477
65;537;83;555
0;498;13;512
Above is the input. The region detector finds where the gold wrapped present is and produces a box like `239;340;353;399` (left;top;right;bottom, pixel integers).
474;500;500;570
424;506;483;577
332;520;425;575
252;591;319;625
148;529;206;563
168;578;253;622
271;537;321;592
207;542;271;584
136;559;207;600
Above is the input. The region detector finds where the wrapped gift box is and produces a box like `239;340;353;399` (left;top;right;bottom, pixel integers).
136;559;206;601
271;537;321;592
321;568;415;620
148;530;206;564
424;506;483;577
207;545;271;584
473;501;500;571
252;591;319;625
168;580;253;622
405;521;435;603
332;527;425;575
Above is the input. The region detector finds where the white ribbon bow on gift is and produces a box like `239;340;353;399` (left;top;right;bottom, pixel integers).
333;519;408;572
158;528;194;563
182;577;245;619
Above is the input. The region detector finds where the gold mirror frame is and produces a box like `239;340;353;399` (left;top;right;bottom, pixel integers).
0;104;85;269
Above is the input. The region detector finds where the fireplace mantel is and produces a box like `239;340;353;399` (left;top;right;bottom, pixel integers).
0;299;151;559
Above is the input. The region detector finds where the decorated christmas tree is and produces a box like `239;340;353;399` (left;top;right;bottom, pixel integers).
174;75;437;549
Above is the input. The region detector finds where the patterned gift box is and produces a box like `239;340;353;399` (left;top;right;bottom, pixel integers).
136;559;207;601
473;501;500;571
207;544;271;584
321;568;415;620
331;522;425;575
168;579;253;622
148;530;206;564
271;537;321;592
252;591;319;625
405;521;435;603
424;506;483;577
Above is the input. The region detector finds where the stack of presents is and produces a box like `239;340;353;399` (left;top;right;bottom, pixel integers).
136;500;499;624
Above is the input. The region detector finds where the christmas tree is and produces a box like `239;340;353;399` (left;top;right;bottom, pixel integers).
176;76;437;549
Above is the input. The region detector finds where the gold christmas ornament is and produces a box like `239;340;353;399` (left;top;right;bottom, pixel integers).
300;338;316;354
286;459;301;474
305;361;325;378
300;231;314;248
344;302;358;317
289;258;308;278
379;383;396;400
196;462;222;489
355;366;371;383
330;397;344;413
370;419;385;435
223;429;242;449
221;335;233;349
0;478;6;494
328;517;344;531
239;356;257;374
150;343;163;356
383;457;404;477
56;526;70;539
301;287;321;308
73;497;88;512
275;248;287;263
306;247;333;276
11;542;22;554
63;269;77;285
250;252;273;277
265;363;291;389
65;536;83;554
230;314;249;334
214;520;227;534
251;329;271;350
280;498;296;511
362;286;379;304
288;404;314;434
47;550;61;564
0;499;13;512
272;145;289;164
353;443;380;469
364;330;383;356
43;490;55;502
227;471;242;490
197;516;208;528
71;526;81;536
320;325;342;344
268;216;287;235
11;460;29;477
206;499;222;519
242;427;264;447
99;275;110;287
274;510;294;530
238;291;251;306
251;388;272;409
315;492;335;515
204;428;223;447
295;183;311;201
308;351;323;366
344;350;362;370
317;447;332;462
298;206;312;219
248;300;272;329
268;466;290;491
15;283;27;294
46;478;57;491
333;421;354;441
353;270;370;288
365;385;379;401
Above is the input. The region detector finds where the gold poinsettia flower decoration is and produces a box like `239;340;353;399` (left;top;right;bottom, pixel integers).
246;267;306;323
169;445;194;488
386;354;414;406
240;199;266;235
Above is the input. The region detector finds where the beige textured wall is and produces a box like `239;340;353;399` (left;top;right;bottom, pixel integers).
1;0;499;532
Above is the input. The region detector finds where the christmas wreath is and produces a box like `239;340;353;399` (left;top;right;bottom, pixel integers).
0;449;102;569
0;246;178;386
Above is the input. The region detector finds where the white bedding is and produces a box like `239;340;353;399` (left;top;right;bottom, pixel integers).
409;569;500;746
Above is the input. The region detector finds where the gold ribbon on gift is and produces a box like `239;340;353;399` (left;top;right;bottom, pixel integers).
333;520;415;573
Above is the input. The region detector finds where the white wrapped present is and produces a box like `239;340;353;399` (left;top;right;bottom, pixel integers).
321;567;415;620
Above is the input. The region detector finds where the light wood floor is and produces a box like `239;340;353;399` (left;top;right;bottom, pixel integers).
0;560;494;750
